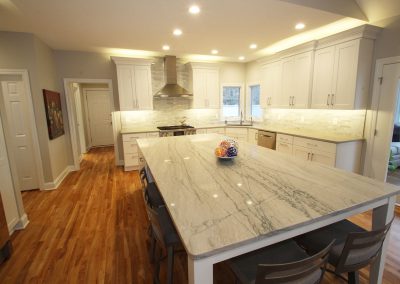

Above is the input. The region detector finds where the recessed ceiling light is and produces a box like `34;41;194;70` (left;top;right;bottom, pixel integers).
249;44;257;49
295;22;305;30
173;29;183;36
162;45;170;51
238;56;245;61
189;5;200;14
211;49;219;54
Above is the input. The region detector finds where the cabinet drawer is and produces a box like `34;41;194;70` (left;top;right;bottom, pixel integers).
124;154;139;166
277;134;293;144
207;128;225;134
122;133;147;142
309;150;336;167
226;128;248;136
123;141;139;154
276;141;293;155
147;132;160;138
293;137;336;154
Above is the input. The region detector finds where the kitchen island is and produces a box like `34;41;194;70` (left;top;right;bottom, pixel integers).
137;134;399;284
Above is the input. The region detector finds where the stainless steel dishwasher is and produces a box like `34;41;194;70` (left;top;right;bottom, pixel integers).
257;131;276;149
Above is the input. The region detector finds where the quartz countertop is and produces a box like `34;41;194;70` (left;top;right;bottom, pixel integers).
120;126;159;134
137;134;399;259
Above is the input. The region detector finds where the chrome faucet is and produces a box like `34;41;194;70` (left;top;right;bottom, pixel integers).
179;116;187;126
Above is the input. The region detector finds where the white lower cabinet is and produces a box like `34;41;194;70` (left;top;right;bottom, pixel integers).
225;127;248;142
123;132;150;171
277;134;362;173
247;129;258;145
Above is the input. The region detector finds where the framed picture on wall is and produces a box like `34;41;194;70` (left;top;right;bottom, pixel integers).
43;89;65;140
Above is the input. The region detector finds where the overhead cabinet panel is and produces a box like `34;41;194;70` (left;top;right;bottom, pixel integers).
261;60;282;108
190;64;219;109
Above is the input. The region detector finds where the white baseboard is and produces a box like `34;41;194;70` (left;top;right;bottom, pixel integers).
8;213;29;234
41;165;75;190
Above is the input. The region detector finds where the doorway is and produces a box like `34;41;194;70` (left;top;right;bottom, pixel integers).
365;57;400;204
64;79;114;170
0;71;44;192
84;89;113;147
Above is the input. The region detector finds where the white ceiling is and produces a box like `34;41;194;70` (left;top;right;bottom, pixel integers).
0;0;399;62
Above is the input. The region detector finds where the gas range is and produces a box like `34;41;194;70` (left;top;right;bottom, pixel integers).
157;125;197;137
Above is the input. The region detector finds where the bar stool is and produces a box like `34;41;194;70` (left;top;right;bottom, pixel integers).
227;239;333;284
139;167;165;208
296;219;394;284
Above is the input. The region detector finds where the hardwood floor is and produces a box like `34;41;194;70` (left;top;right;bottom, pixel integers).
0;147;399;284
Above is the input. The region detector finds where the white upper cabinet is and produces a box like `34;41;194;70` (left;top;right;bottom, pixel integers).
311;38;374;109
112;57;153;111
190;63;220;109
260;60;282;108
280;51;312;109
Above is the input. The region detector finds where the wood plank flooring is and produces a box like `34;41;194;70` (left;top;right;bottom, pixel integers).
0;147;399;284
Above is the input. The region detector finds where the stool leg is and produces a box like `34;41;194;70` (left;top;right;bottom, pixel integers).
348;271;359;284
167;246;174;284
153;247;161;284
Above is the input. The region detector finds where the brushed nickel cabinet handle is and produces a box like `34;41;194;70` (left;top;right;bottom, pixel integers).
331;94;335;106
307;152;310;160
327;94;330;106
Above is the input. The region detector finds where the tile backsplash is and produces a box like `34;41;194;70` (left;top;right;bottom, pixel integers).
262;109;366;138
119;104;366;138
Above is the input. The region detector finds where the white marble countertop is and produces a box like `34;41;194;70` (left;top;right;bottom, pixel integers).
122;123;363;143
137;134;399;259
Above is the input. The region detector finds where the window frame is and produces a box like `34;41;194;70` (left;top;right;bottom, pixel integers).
220;83;244;121
246;82;262;121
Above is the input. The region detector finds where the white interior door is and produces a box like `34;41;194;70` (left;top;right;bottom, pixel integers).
0;114;19;229
369;63;400;182
73;85;87;155
1;81;39;191
85;90;113;147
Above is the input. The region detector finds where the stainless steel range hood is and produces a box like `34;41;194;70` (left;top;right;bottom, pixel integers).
154;56;192;98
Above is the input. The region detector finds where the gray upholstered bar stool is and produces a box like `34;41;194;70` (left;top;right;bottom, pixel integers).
227;239;333;284
145;197;182;284
295;219;394;284
140;167;165;208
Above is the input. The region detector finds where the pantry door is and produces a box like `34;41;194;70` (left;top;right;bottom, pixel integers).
0;81;39;191
85;89;114;147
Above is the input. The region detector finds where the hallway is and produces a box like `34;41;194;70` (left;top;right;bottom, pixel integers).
0;147;399;283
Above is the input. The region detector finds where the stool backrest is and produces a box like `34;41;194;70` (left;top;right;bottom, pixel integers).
144;196;166;248
335;218;394;274
139;167;149;188
255;240;334;284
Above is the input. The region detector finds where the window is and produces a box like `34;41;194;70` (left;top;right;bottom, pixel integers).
222;86;241;117
249;85;261;119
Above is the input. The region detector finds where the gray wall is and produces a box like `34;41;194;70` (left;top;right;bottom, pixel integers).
53;50;119;109
374;15;400;59
0;31;70;183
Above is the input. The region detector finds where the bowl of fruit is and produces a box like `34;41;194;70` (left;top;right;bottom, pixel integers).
215;139;238;159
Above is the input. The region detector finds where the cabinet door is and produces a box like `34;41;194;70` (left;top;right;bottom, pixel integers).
276;141;293;155
311;46;335;109
293;52;312;108
193;69;207;108
134;65;153;110
280;57;295;108
116;65;136;110
310;150;336;167
247;129;258;145
293;145;310;161
332;40;359;109
261;61;282;108
206;70;220;108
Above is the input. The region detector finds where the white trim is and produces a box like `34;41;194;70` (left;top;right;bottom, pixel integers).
111;56;153;66
220;83;245;121
246;82;262;121
0;69;45;190
364;56;400;179
63;78;114;170
42;165;75;190
112;111;122;166
14;213;29;230
7;217;19;235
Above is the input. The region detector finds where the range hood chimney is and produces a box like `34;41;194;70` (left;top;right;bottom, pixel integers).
154;56;192;98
